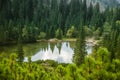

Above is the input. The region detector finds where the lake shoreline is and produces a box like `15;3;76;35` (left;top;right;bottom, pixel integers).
37;38;99;46
37;38;77;43
0;37;99;46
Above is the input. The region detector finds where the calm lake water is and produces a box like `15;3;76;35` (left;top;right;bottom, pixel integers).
0;41;93;63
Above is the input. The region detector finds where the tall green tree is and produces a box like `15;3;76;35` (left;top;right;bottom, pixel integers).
73;24;86;66
82;0;87;25
87;2;93;25
17;24;24;62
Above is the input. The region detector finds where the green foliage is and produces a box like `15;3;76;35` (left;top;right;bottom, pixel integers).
1;0;120;79
22;24;38;43
38;32;46;39
103;20;120;61
1;47;120;80
96;47;110;62
73;25;86;66
102;22;111;36
0;0;108;44
93;28;101;40
55;65;66;79
84;26;93;37
28;56;31;63
1;0;119;44
17;24;24;62
66;26;78;38
43;60;58;67
55;28;63;39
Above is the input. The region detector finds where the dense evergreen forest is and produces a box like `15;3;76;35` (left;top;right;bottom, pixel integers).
1;0;120;43
1;0;120;79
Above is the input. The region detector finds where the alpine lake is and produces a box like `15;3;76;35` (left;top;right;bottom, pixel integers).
0;41;93;63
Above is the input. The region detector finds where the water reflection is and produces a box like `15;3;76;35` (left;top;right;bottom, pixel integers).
86;42;93;55
24;42;74;63
24;42;93;63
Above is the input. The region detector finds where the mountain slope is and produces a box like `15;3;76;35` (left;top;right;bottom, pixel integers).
86;0;120;11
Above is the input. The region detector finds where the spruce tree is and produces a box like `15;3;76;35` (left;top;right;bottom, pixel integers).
87;2;93;25
17;24;24;62
73;23;86;66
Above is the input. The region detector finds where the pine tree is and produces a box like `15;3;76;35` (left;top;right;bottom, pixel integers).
82;0;87;25
116;35;120;59
17;24;24;62
73;23;86;66
87;2;93;25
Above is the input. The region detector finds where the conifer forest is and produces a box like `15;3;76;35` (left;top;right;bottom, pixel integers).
0;0;120;80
